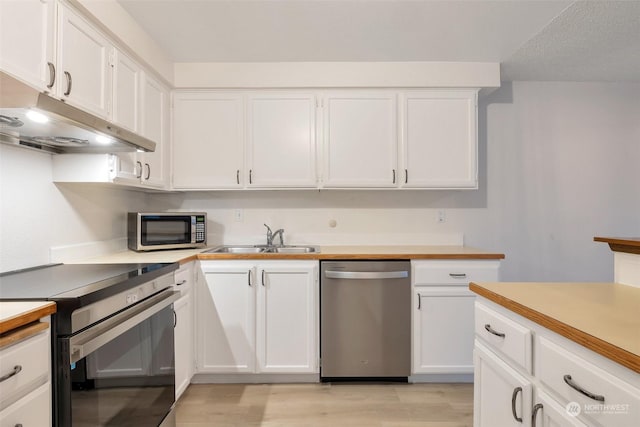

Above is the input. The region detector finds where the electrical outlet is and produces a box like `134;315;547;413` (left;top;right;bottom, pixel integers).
234;209;243;222
437;210;446;223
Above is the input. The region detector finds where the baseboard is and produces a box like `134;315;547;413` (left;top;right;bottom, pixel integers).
409;373;474;383
191;373;320;384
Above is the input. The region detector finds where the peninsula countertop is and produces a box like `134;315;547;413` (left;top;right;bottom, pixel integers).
469;281;640;373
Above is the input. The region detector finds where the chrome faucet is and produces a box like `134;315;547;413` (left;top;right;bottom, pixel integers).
264;224;285;247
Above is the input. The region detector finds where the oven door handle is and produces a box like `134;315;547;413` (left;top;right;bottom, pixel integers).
68;289;180;364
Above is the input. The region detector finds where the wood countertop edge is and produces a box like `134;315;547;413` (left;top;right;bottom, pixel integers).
0;321;49;350
594;237;640;255
0;302;56;335
469;283;640;374
196;253;505;261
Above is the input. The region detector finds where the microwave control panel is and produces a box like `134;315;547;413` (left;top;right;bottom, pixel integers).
195;215;206;243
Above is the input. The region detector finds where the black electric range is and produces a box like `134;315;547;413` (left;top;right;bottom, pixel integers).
0;262;180;427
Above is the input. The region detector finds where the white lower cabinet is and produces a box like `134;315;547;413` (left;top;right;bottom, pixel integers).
0;323;51;426
411;260;500;378
474;299;640;427
197;260;318;375
174;262;195;399
474;341;532;427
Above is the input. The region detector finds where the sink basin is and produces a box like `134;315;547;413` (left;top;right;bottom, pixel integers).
274;246;319;253
205;246;265;254
205;245;319;254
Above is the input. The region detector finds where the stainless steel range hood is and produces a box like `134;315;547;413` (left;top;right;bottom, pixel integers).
0;71;155;154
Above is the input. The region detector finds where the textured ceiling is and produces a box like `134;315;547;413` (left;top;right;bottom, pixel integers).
502;1;640;82
116;0;640;82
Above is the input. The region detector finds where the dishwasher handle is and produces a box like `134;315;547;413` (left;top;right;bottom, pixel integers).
325;270;409;280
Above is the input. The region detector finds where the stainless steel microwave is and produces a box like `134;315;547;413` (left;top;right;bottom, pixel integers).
128;212;207;251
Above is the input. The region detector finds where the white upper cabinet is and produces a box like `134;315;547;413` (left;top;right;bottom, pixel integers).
111;49;140;133
138;72;169;188
0;0;55;91
56;3;112;118
247;93;317;187
172;92;244;189
322;92;398;188
400;90;478;189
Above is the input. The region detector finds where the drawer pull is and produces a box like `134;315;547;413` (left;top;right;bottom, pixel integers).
176;279;187;286
563;374;605;402
532;403;543;426
511;386;523;422
449;273;467;278
484;324;506;338
0;365;22;382
247;270;252;287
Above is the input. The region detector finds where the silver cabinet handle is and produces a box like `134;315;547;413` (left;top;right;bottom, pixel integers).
0;365;22;382
145;163;151;180
484;324;506;338
563;375;605;402
417;293;421;310
47;62;56;89
261;270;266;286
449;273;467;278
173;309;177;328
63;71;72;96
176;279;187;286
325;270;409;280
136;161;143;178
511;387;523;422
15;424;23;427
532;403;543;427
249;169;253;184
405;169;408;184
236;169;240;185
247;270;252;287
392;169;396;184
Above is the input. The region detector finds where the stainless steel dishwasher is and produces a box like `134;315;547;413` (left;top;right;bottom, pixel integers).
320;260;411;380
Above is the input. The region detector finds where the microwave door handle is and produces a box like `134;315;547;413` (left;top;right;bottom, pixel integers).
68;289;180;364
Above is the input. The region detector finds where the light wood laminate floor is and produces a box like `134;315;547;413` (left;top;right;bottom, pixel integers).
175;383;473;427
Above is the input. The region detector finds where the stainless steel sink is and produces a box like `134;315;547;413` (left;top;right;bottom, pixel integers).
205;246;265;253
274;246;319;253
205;245;319;254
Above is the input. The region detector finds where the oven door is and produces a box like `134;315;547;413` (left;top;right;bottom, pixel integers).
56;289;180;427
140;215;193;248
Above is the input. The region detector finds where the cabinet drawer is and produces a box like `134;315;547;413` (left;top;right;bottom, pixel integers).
537;336;640;427
475;302;532;374
0;329;49;407
0;381;51;426
174;263;194;293
412;260;499;285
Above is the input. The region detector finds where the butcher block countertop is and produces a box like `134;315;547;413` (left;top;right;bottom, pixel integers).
594;236;640;255
75;245;504;264
0;301;56;348
470;281;640;373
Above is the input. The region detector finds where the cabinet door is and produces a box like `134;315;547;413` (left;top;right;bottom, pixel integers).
198;262;256;373
0;0;55;91
322;92;397;188
172;92;244;189
140;73;168;188
57;3;112;118
401;90;477;188
174;292;193;400
247;93;317;187
533;391;589;427
474;341;532;427
256;261;318;373
0;382;51;427
111;49;140;133
413;286;475;374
